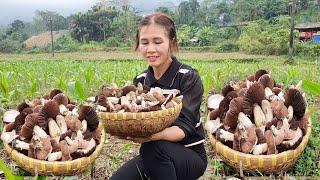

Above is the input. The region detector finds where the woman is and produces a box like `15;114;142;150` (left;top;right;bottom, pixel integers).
110;12;207;180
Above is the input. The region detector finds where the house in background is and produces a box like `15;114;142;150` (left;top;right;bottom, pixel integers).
295;22;320;43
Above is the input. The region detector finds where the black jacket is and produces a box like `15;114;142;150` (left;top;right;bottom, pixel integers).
133;57;205;147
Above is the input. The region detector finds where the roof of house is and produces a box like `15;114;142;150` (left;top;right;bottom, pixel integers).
295;22;320;30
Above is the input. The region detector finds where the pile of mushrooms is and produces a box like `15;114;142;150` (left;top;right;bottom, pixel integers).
1;88;101;161
89;83;183;113
205;69;308;155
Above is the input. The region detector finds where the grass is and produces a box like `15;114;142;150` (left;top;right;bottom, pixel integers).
0;51;319;178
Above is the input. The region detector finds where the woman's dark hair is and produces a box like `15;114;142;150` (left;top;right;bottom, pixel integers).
135;12;179;54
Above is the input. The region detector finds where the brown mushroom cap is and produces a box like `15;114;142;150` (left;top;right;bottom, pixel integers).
246;82;265;104
272;87;282;95
42;100;60;119
100;84;118;97
78;105;99;131
247;75;255;82
255;127;266;144
284;88;306;120
224;97;244;130
209;109;220;120
65;115;82;132
17;102;30;112
49;88;63;99
254;69;269;81
222;84;235;97
20;113;38;140
53;93;68;106
121;85;137;96
258;74;274;89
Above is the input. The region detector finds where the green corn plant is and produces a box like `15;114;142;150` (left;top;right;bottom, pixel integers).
303;80;320;96
0;159;23;180
0;71;10;100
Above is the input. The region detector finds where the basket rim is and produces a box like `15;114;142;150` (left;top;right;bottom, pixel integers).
206;113;312;158
98;102;183;121
3;123;105;166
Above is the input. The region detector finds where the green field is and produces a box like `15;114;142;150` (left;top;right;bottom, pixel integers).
0;52;319;178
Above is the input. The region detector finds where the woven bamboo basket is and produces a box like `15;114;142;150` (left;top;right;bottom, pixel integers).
3;123;106;176
98;102;183;137
207;114;312;174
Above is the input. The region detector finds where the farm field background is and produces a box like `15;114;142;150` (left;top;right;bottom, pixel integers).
0;51;319;179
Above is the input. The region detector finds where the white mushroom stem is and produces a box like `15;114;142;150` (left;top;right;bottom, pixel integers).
265;87;276;101
65;136;74;145
34;125;49;139
252;143;268;155
287;106;294;123
13;140;30;150
41;98;49;105
204;118;223;134
56;115;68;134
1;130;18;144
217;129;234;142
261;100;273;122
71;107;79;117
86;96;96;103
81;120;88;133
253;104;266;127
238;112;255;128
48;118;61;142
47;151;62;161
277;91;285;101
59;104;68;116
3;110;20;123
107;97;119;104
96;105;107;112
207;94;224;110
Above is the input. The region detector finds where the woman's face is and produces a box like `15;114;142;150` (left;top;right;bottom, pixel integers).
138;23;171;69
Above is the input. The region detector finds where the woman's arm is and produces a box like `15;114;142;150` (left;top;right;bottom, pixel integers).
126;126;185;144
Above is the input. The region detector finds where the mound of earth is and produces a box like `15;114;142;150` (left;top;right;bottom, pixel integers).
24;30;68;48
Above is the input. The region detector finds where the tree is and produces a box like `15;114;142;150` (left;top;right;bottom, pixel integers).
33;10;68;32
6;20;25;35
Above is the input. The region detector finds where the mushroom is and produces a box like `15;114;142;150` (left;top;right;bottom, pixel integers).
53;93;69;115
224;97;243;130
78;105;99;131
17;102;30;112
48;88;63;99
261;100;273;122
5;107;33;132
64;115;82;132
60;140;72;161
56;115;68;134
121;85;137;96
253;103;266;127
270;99;288;120
239;127;257;154
284;88;307;120
47;151;62;161
205;118;223;134
71;139;96;159
258;74;274;89
1;130;18;144
254;69;269;81
221;84;235;97
34;136;52;160
3;109;20;123
265;130;277;154
207;94;224;111
246;82;265;104
48;118;61;142
216;129;234;142
12;139;30;151
238;112;255;129
20;113;38;140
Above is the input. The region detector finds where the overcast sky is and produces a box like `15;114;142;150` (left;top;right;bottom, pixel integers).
0;0;98;26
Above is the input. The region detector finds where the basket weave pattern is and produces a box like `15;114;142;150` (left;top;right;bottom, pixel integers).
207;117;312;173
98;103;182;137
4;124;106;176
